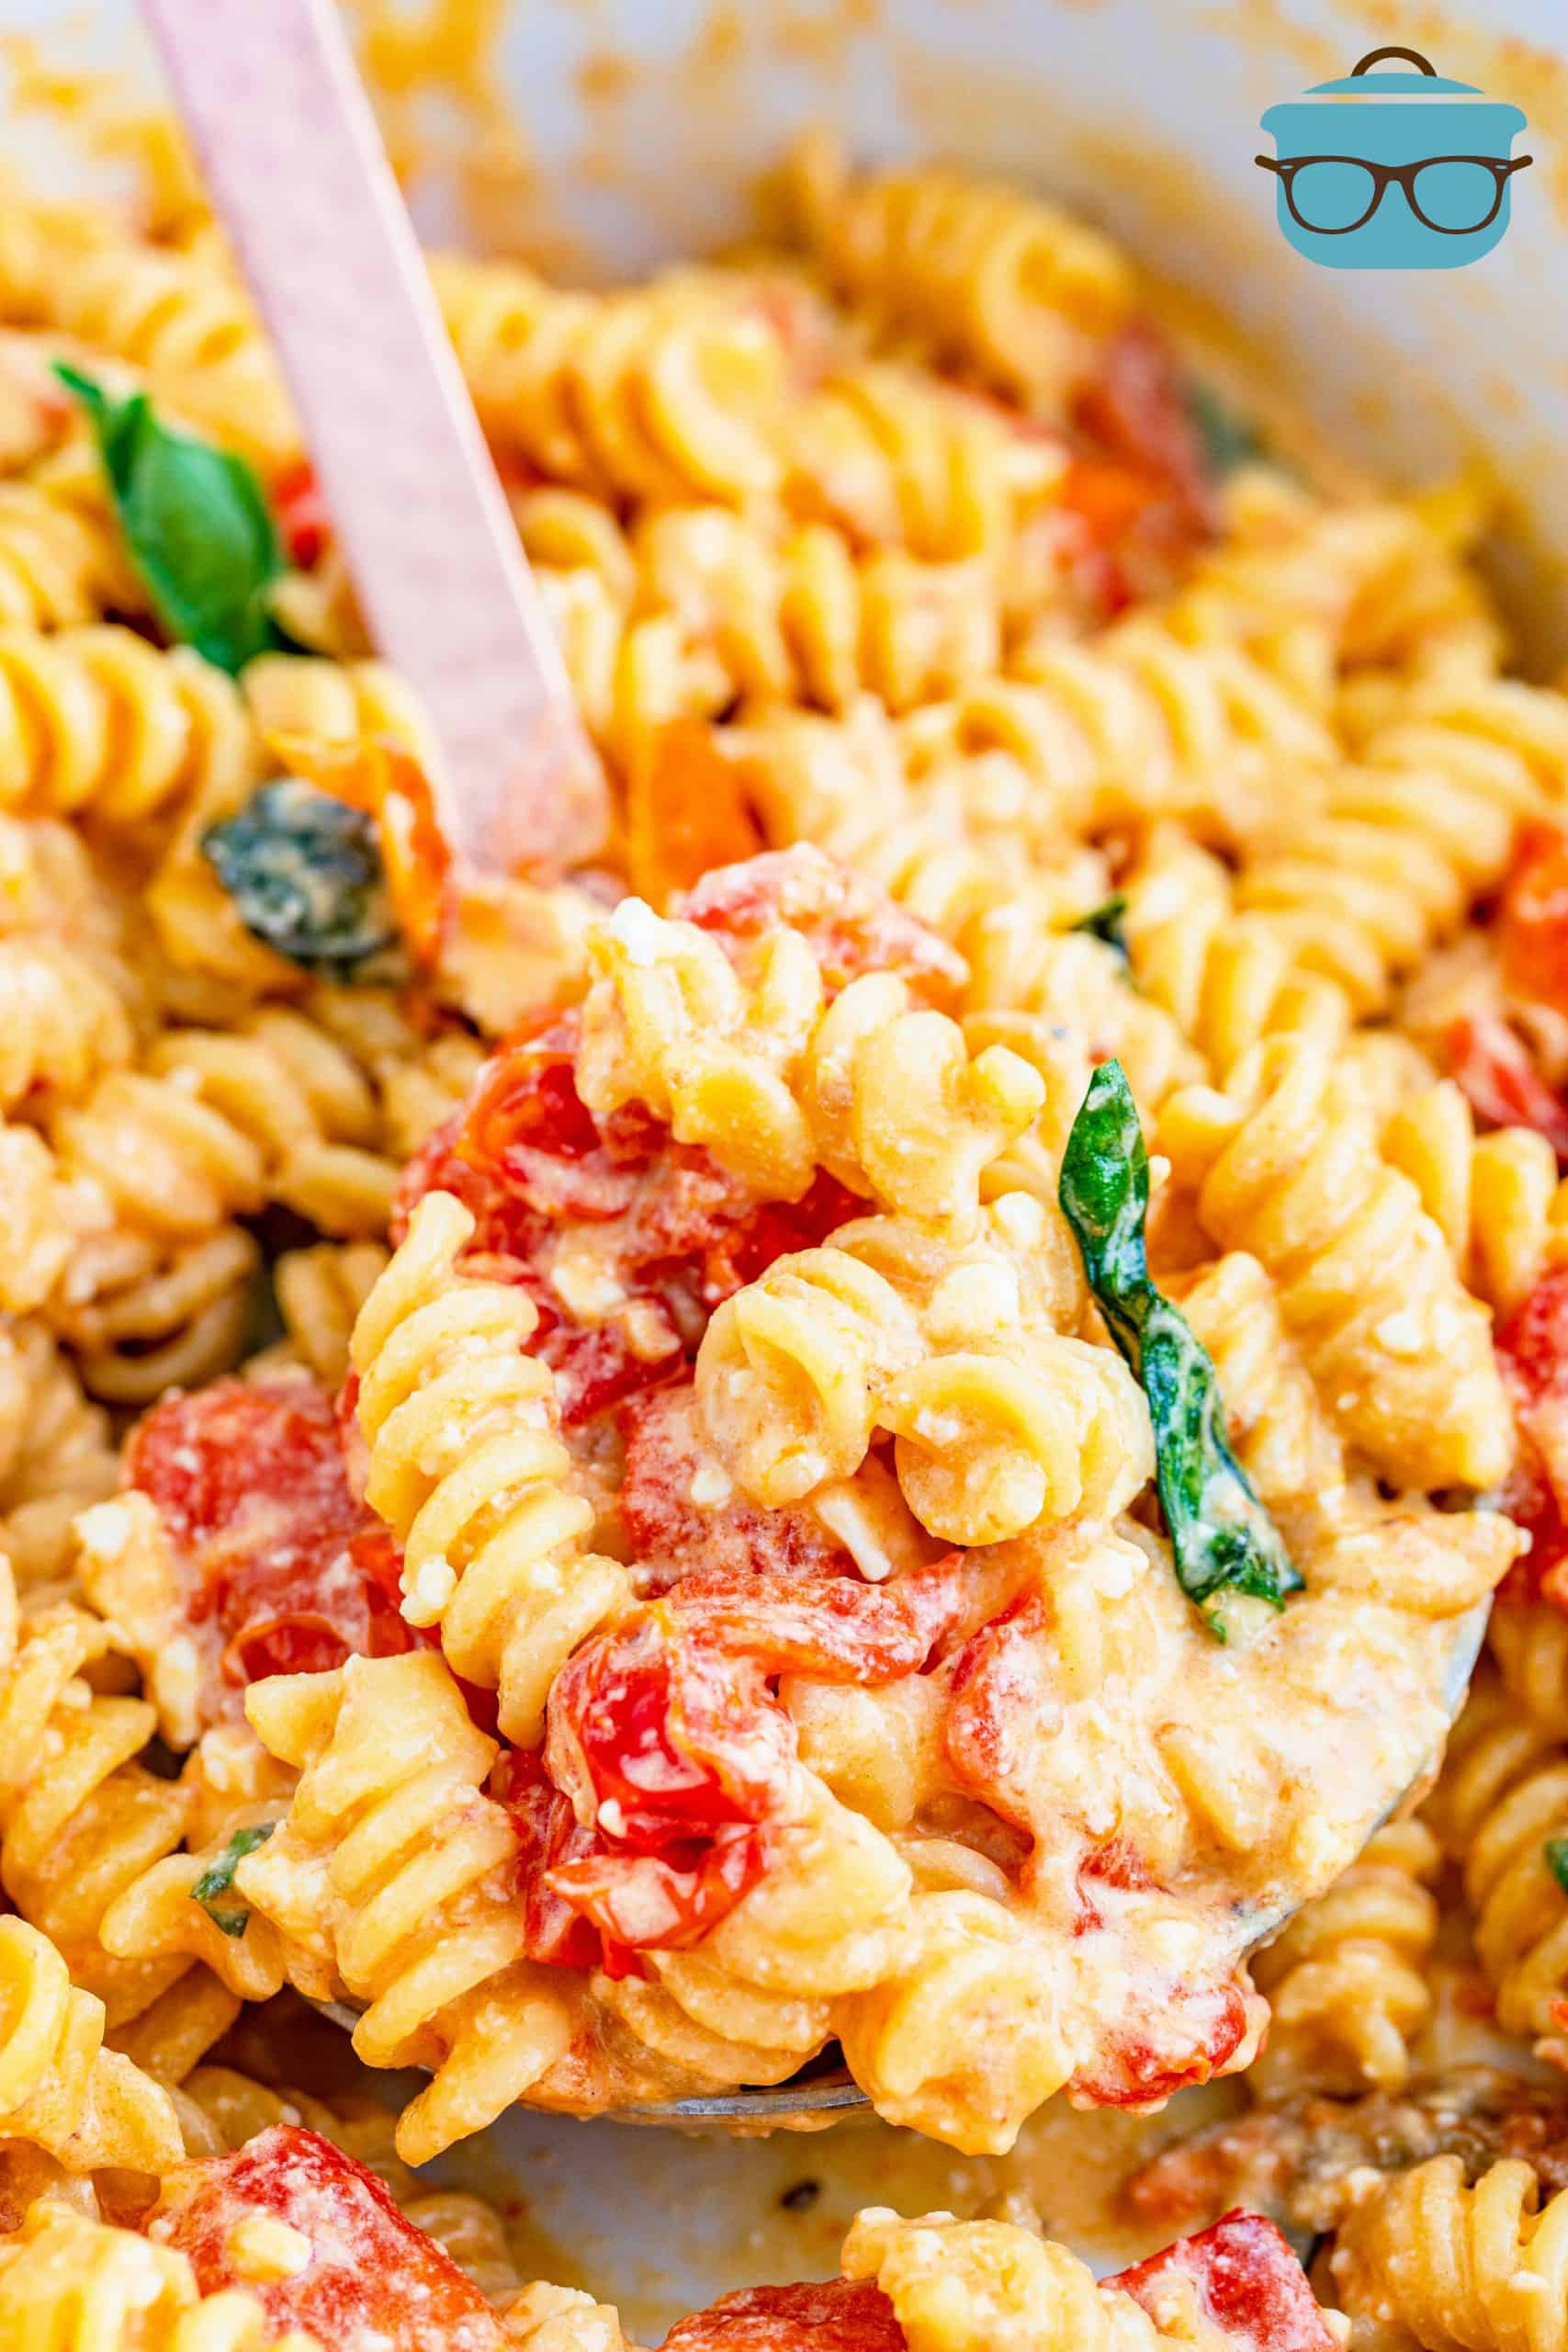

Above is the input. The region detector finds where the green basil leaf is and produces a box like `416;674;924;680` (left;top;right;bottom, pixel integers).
1184;379;1266;481
191;1820;276;1939
1070;894;1131;969
202;776;406;982
1547;1836;1568;1895
1059;1059;1302;1638
56;362;286;674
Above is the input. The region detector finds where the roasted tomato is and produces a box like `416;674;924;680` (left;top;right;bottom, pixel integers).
1067;319;1220;600
271;458;329;567
626;720;767;911
1500;824;1568;1010
677;845;966;1006
1110;2211;1338;2352
516;1566;960;1971
396;1009;860;1430
1446;1012;1568;1159
660;2279;905;2352
1071;1980;1257;2110
148;2125;513;2352
126;1375;413;1726
1495;1268;1568;1607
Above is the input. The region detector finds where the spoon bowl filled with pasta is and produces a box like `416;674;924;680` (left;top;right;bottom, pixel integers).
2;0;1568;2340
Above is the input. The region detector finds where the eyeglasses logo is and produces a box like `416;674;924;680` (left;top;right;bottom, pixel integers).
1257;46;1530;269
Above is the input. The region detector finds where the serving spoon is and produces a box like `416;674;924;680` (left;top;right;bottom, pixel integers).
308;1598;1491;2129
139;0;606;879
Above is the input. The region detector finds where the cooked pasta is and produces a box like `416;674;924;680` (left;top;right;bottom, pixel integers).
1330;2154;1568;2352
3;81;1568;2277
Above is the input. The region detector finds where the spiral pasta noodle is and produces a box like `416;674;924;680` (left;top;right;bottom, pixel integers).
1331;2154;1568;2352
0;2199;310;2352
34;237;299;469
1237;679;1568;1015
785;357;1067;567
234;1646;577;2165
0;628;257;827
1422;1674;1568;2043
349;1189;627;1745
577;893;1044;1216
1248;1822;1441;2098
0;477;139;633
695;1208;1148;1542
434;254;787;505
0;1316;118;1591
842;2208;1195;2352
0;1916;181;2174
0;1577;193;2024
0;938;133;1113
1157;1037;1513;1490
774;130;1136;405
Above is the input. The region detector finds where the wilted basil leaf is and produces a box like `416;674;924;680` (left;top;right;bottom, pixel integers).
1059;1059;1302;1638
203;776;405;981
191;1820;276;1938
57;362;288;673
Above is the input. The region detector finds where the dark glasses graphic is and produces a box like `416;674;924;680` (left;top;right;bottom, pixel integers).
1255;153;1531;236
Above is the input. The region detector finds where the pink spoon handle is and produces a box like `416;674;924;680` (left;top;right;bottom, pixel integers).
140;0;606;876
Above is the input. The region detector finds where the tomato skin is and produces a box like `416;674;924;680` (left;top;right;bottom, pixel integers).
1070;1978;1254;2109
127;1377;415;1730
517;1566;960;1969
1495;1267;1568;1608
1500;824;1568;1009
271;458;329;567
1110;2211;1338;2352
659;2278;905;2352
147;2125;513;2352
1072;321;1220;547
1446;1013;1568;1159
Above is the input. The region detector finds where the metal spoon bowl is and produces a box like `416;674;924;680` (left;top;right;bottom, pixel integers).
310;1599;1491;2131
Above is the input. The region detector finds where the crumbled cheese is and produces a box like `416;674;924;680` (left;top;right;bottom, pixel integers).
153;1634;202;1751
812;1480;898;1583
605;895;668;964
1373;1309;1423;1356
597;1797;628;1838
925;1260;1020;1341
687;1459;733;1510
551;1250;627;1324
74;1499;134;1559
224;2216;312;2283
990;1192;1045;1247
401;1553;457;1627
623;1299;681;1364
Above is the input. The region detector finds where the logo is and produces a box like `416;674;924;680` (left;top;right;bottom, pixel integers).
1257;45;1530;268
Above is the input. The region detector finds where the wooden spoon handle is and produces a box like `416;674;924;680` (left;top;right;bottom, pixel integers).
140;0;607;876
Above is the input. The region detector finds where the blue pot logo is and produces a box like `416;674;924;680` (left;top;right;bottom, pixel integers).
1258;46;1530;268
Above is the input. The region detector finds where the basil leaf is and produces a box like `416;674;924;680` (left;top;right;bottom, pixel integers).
1059;1059;1302;1638
1547;1837;1568;1895
56;362;287;673
1070;894;1131;968
1184;379;1266;481
203;776;406;982
191;1821;276;1938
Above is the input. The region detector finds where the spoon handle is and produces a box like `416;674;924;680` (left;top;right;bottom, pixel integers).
139;0;607;876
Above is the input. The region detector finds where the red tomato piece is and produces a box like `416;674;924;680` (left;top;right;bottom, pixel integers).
662;1565;958;1680
659;2279;904;2352
626;719;767;912
1446;1013;1568;1159
148;2125;512;2352
1073;320;1219;540
1071;1978;1255;2109
677;844;966;1005
1495;1268;1568;1609
1500;824;1568;1011
621;1387;855;1589
270;458;330;568
126;1376;415;1728
1110;2211;1338;2352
